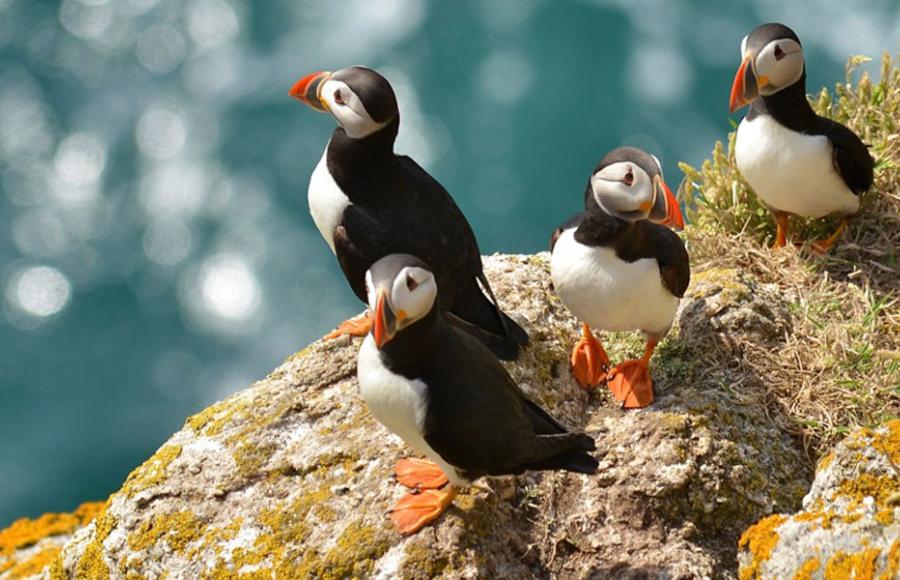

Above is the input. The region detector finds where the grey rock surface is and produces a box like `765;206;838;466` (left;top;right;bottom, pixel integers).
20;254;814;579
737;421;900;579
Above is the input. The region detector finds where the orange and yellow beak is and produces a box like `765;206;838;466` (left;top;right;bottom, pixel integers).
373;289;397;349
729;55;760;113
649;176;684;230
289;70;331;112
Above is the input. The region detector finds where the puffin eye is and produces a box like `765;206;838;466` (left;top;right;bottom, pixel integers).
774;45;785;60
333;89;345;105
405;273;419;292
623;169;634;186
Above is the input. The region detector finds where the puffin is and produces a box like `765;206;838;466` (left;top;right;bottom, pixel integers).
357;254;598;534
550;147;688;409
290;66;528;360
729;23;874;252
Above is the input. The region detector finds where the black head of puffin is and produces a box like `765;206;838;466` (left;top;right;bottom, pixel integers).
364;254;438;349
730;23;805;112
290;66;399;139
587;146;684;230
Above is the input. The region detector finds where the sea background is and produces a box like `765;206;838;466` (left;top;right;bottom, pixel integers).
1;0;898;526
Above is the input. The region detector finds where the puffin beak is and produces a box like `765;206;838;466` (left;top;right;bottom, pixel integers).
289;71;332;112
650;176;684;230
373;289;397;349
729;55;759;112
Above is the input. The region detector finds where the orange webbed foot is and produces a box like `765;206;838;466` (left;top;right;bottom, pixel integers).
809;219;849;255
570;323;610;390
394;458;449;491
607;359;654;409
390;487;458;534
324;312;372;340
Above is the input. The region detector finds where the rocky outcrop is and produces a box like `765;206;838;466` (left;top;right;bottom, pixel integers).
738;421;900;579
6;254;817;579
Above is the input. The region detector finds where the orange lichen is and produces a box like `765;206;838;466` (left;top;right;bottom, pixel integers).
873;420;900;465
818;451;835;471
824;548;881;579
7;545;62;578
738;514;786;580
0;501;104;557
880;540;899;580
795;509;838;530
793;557;820;580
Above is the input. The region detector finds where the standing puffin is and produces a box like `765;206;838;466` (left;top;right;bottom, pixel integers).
290;66;528;360
550;147;688;409
730;23;874;252
357;254;598;533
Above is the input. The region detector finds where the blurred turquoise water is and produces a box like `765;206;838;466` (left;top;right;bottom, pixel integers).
1;0;898;526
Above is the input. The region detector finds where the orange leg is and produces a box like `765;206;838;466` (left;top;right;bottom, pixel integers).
570;323;610;390
810;218;849;254
607;338;657;409
772;211;789;249
394;458;449;491
390;486;458;534
324;311;372;340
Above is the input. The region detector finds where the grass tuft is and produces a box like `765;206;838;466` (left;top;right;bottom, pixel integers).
676;53;900;452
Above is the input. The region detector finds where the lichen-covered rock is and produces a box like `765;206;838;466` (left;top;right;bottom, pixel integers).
0;502;103;579
738;421;900;579
7;254;812;579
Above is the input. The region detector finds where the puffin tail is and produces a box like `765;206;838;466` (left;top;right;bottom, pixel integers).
526;433;599;475
449;272;529;361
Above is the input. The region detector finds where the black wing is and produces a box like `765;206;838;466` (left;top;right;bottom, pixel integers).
550;212;584;252
422;325;596;478
817;117;874;195
615;221;690;298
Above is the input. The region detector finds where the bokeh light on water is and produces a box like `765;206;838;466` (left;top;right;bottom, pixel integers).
1;0;897;525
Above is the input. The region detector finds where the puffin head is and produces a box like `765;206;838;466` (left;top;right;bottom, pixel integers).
365;254;438;349
729;23;805;112
290;66;399;139
587;147;684;230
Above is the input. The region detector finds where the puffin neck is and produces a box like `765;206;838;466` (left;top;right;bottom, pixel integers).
574;202;627;247
747;71;817;131
327;116;399;170
377;306;442;378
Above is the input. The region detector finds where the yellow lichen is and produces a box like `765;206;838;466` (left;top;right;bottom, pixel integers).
74;506;116;580
836;473;897;509
793;557;820;580
818;451;835;471
127;511;205;554
824;548;881;579
121;444;183;497
7;545;62;578
738;514;786;580
186;399;239;436
873;420;900;465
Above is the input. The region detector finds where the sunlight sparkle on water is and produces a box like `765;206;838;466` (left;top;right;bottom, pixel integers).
7;266;72;318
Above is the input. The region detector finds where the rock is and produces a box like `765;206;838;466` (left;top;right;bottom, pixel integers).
8;254;812;579
0;502;103;579
738;421;900;579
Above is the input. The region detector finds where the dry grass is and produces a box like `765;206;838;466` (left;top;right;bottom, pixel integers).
676;53;900;451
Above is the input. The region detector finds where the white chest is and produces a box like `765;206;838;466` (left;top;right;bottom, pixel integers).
307;143;351;253
550;229;678;336
735;115;858;218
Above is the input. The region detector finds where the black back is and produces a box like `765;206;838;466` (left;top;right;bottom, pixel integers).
322;79;528;359
378;307;598;479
